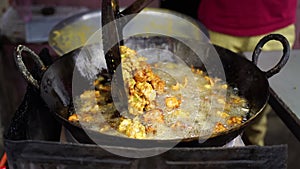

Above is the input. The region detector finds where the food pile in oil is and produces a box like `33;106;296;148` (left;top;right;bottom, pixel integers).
68;46;249;140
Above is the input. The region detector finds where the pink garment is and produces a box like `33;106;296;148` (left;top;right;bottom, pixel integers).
198;0;297;36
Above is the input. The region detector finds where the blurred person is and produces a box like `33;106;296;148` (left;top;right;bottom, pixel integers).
197;0;297;53
161;0;297;146
197;0;297;146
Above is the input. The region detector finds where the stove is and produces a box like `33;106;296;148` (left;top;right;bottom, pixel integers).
3;49;287;169
3;83;287;169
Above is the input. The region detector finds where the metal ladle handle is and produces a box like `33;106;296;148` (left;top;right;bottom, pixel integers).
120;0;154;16
102;0;122;76
101;0;153;114
251;34;290;78
14;45;46;89
101;0;154;76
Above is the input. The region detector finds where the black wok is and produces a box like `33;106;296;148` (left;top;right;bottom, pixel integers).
14;34;289;148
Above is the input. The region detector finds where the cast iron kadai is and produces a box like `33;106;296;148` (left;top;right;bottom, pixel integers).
14;33;290;147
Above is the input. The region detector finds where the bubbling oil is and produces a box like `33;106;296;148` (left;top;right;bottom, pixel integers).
72;61;249;140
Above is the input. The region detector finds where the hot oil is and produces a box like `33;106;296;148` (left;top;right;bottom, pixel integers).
72;61;250;140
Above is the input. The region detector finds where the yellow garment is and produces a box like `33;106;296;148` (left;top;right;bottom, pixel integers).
208;24;295;53
207;24;295;146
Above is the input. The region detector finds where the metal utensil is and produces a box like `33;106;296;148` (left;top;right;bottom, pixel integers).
101;0;154;114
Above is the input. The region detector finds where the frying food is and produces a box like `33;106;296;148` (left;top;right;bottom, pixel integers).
69;46;249;140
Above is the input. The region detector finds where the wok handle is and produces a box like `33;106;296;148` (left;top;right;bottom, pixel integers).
251;34;290;78
14;45;46;89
